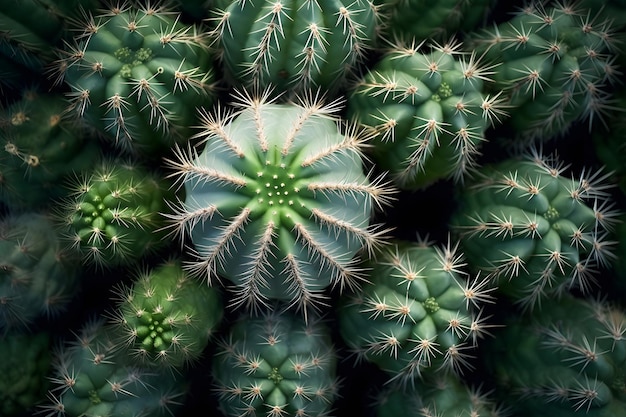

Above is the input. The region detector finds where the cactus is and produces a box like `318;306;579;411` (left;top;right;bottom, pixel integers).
54;158;175;268
450;147;619;311
375;0;496;43
0;212;81;333
39;318;187;417
337;238;497;386
346;39;508;190
466;1;621;143
165;90;395;318
375;371;505;417
208;0;381;96
0;89;102;211
50;0;216;156
0;331;52;416
107;259;224;370
483;294;626;416
212;311;339;417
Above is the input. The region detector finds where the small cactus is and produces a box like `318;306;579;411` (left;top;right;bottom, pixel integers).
450;147;619;311
346;39;507;189
208;0;381;96
337;238;497;386
212;311;339;417
165;90;395;318
107;259;224;370
50;0;216;156
54;158;175;268
0;212;81;333
39;318;187;417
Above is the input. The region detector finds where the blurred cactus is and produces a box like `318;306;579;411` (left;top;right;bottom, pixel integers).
451;147;619;311
107;259;224;370
347;39;507;189
165;90;395;318
212;311;339;417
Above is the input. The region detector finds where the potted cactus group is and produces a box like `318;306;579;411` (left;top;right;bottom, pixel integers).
2;1;626;416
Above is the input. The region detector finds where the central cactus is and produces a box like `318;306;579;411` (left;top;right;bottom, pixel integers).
165;91;395;317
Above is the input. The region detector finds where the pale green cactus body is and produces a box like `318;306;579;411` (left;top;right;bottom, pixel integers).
165;91;394;317
212;312;338;417
346;40;507;189
109;260;223;369
337;239;496;385
209;0;380;96
451;149;618;311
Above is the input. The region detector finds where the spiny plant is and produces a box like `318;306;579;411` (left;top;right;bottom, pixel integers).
49;0;216;156
208;0;381;97
38;318;187;417
212;310;339;417
106;259;224;370
0;331;51;417
164;89;396;319
374;371;506;417
346;38;508;190
483;293;626;416
0;212;82;333
450;147;619;312
374;0;496;44
466;0;621;144
0;89;102;211
54;157;175;269
337;238;497;386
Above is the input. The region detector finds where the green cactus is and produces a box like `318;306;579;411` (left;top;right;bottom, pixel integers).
54;158;175;268
39;319;187;417
208;0;381;96
483;294;626;416
0;90;102;210
107;259;224;370
165;90;395;317
0;212;81;333
375;371;505;417
50;0;216;156
375;0;496;43
466;1;620;143
212;311;338;417
337;238;497;386
346;39;508;190
0;331;52;416
450;147;619;311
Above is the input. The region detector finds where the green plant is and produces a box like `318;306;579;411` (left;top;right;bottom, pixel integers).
208;0;381;96
450;147;619;311
165;90;395;318
50;0;216;156
337;238;496;386
212;311;338;417
346;39;507;189
107;259;224;370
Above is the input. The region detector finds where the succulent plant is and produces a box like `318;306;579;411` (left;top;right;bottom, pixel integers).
107;259;224;370
212;311;339;417
50;0;216;156
346;39;507;190
450;147;619;311
165;90;395;318
0;89;102;211
54;157;175;268
483;294;626;416
208;0;381;96
0;331;52;416
466;1;621;143
337;238;497;386
39;318;187;417
0;212;82;333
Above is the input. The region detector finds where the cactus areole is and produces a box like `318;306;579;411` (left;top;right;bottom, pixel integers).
167;92;392;315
